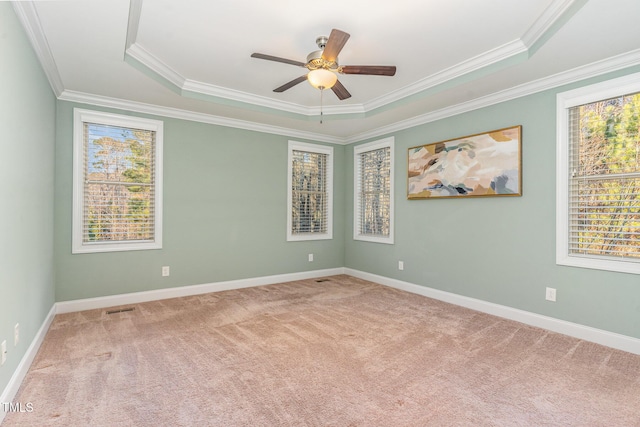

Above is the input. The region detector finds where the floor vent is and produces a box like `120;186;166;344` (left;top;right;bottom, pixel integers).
106;307;135;315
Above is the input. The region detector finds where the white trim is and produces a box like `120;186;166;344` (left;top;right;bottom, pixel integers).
55;50;640;146
126;42;366;118
286;141;334;242
59;90;345;145
182;78;311;115
124;0;143;50
118;0;580;118
0;305;56;425
11;2;64;97
126;43;186;89
520;0;582;48
13;0;639;143
353;137;395;244
555;72;640;275
56;268;346;314
72;109;164;254
346;49;640;143
186;78;366;117
55;267;640;354
365;39;528;112
128;37;528;117
345;268;640;355
368;0;586;112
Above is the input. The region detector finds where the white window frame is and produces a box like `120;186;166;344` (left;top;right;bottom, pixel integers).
556;72;640;274
72;108;163;254
353;137;395;244
287;141;333;241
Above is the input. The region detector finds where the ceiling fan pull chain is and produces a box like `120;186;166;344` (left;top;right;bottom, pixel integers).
320;89;324;124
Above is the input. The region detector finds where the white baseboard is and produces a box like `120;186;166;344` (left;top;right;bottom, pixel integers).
56;268;346;314
346;268;640;355
0;305;56;425
56;266;640;354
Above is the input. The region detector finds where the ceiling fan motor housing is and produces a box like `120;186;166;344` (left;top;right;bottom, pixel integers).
306;36;340;71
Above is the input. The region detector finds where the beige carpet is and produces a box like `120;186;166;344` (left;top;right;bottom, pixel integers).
3;275;640;426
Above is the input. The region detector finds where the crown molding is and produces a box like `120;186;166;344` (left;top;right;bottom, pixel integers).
58;90;344;144
184;78;366;116
120;0;585;118
57;49;640;146
125;0;143;50
521;0;585;48
125;37;530;119
126;43;367;118
345;49;640;143
363;39;528;112
126;43;186;89
11;2;64;96
182;79;312;115
16;0;586;122
19;0;638;145
57;48;640;146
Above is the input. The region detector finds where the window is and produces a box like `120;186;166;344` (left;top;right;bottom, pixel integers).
287;141;333;241
72;109;163;253
354;137;394;244
556;73;640;274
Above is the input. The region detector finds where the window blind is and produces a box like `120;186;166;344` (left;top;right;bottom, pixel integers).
290;149;327;234
356;146;391;237
82;122;156;243
568;93;640;261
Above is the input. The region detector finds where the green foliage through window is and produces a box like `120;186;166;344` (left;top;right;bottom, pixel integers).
570;93;640;259
84;123;155;243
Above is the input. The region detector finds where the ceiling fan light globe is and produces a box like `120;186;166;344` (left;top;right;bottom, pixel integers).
308;69;338;90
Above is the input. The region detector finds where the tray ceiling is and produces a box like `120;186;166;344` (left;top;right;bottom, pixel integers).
12;0;640;143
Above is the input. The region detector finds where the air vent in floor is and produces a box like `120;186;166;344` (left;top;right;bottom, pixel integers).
106;307;135;315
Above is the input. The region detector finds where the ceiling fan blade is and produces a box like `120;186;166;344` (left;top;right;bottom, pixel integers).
341;65;397;76
331;79;351;100
251;53;306;67
322;29;350;62
274;75;308;92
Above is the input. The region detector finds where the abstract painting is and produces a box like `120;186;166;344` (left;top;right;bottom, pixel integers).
407;126;522;199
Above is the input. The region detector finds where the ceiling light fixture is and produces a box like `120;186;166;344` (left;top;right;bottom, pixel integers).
307;68;338;125
307;69;338;90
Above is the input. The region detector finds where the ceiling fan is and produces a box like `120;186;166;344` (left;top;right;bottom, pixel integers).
251;29;396;100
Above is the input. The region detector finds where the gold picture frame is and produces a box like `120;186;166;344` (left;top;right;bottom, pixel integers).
407;125;522;199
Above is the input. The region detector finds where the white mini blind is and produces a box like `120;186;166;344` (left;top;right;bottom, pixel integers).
356;146;391;237
353;137;394;244
290;149;328;234
567;92;640;261
82;122;157;244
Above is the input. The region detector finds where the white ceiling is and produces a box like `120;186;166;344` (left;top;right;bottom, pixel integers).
13;0;640;143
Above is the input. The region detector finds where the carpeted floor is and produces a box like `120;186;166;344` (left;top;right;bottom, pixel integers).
3;275;640;426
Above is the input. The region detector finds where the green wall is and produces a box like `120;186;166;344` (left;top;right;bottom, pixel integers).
3;2;640;404
0;4;56;395
346;68;640;339
54;102;345;301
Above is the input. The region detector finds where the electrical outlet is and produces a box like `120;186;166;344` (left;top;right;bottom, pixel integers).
308;254;314;262
1;340;6;366
14;323;19;347
162;266;170;277
545;287;557;302
398;261;404;271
